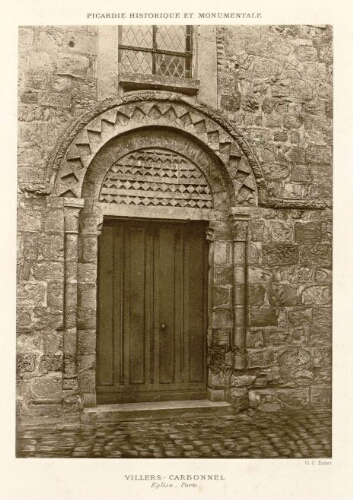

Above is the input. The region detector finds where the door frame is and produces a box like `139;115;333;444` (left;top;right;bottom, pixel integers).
68;198;250;408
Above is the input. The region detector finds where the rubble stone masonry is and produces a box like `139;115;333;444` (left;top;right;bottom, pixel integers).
17;25;332;423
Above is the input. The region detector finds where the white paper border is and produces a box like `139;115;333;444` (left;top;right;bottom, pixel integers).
2;0;353;498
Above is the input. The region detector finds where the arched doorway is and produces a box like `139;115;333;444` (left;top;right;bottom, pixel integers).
51;91;263;407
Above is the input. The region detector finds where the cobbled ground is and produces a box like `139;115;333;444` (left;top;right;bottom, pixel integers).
17;408;331;459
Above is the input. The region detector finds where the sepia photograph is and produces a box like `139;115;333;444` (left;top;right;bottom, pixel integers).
16;23;333;461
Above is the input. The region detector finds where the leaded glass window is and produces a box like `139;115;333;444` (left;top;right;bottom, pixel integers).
119;25;192;78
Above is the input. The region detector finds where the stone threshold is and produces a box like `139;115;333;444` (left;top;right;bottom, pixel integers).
82;400;233;423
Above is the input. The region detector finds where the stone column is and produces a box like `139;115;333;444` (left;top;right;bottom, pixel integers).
63;198;85;395
230;209;250;371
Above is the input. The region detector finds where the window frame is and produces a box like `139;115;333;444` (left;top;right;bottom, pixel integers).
118;25;193;79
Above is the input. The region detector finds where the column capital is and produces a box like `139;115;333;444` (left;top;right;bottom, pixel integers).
64;198;85;210
64;198;85;233
229;210;249;242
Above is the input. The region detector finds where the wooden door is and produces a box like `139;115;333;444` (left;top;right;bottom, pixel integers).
97;218;208;403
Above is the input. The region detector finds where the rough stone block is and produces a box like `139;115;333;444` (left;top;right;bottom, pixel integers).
306;145;331;165
83;393;96;408
220;93;241;111
17;309;34;331
290;165;312;184
38;235;64;261
268;221;294;243
273;131;288;142
33;262;64;281
80;236;98;263
299;244;331;267
211;328;231;347
207;388;225;402
310;309;331;344
249;308;278;327
262;329;290;347
310;386;331;407
295;222;322;244
263;244;299;266
246;348;277;368
248;389;280;410
78;263;97;284
271;265;314;283
284;114;304;129
17;354;36;374
269;284;299;306
278;347;311;368
18;210;42;232
213;265;233;284
208;370;228;389
296;45;318;61
302;285;331;305
17;282;47;307
33;307;63;331
39;92;71;108
43;210;64;233
315;267;332;283
31;374;62;402
230;374;256;387
246;330;264;348
249;220;265;242
78;354;95;372
17;260;33;281
277;388;310;407
77;308;96;330
227;388;249;410
248;285;266;306
47;281;63;309
213;242;231;266
288;308;312;327
78;284;96;310
77;330;96;355
56;53;90;78
39;354;63;373
313;307;331;327
248;266;272;284
213;286;231;308
212;309;232;328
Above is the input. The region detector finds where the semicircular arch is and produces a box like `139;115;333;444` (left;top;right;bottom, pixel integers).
51;91;266;207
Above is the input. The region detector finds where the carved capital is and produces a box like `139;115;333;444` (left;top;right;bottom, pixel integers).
206;227;215;242
64;198;85;233
229;210;249;242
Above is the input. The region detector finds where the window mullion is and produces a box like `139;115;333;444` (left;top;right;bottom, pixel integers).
152;25;157;75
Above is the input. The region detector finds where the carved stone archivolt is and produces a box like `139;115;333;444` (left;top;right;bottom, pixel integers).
51;91;260;207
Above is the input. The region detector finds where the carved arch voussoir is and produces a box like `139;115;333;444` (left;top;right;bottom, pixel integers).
50;91;265;206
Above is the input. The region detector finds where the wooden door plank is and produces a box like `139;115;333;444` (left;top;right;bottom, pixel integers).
145;223;153;386
128;224;146;385
113;224;124;386
122;225;131;386
174;226;183;384
158;228;175;384
187;225;206;383
153;226;160;386
97;226;114;386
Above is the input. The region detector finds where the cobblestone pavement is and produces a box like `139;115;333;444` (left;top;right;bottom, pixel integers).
17;408;331;458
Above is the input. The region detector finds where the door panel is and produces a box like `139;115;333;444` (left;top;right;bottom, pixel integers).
97;218;208;403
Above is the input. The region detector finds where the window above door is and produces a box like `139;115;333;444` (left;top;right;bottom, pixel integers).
118;25;200;95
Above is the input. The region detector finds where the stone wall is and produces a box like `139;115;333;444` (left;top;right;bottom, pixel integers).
216;25;332;410
17;25;332;423
17;26;98;422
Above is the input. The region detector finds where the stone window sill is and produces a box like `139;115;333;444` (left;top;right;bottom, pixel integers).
119;73;200;95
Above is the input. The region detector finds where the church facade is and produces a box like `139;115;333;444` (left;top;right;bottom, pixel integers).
17;25;332;423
